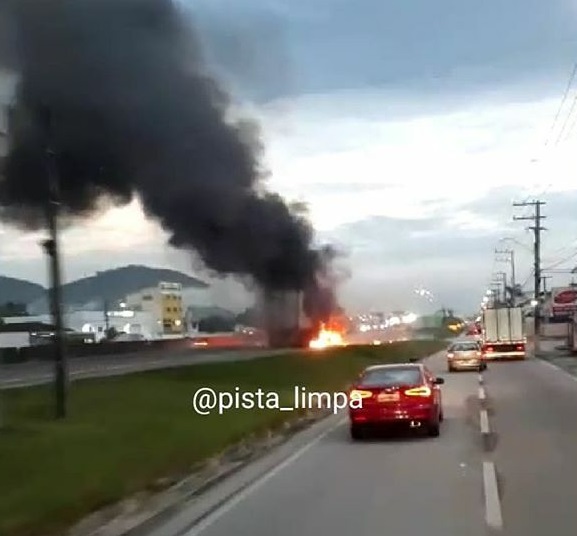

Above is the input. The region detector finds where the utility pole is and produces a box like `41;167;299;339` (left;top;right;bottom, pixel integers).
513;200;547;347
492;272;507;305
495;247;516;304
104;299;110;333
490;284;502;306
541;275;552;293
39;106;68;419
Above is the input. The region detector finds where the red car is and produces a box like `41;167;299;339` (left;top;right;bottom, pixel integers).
348;363;444;440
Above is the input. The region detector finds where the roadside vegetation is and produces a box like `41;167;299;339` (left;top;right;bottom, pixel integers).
0;340;445;536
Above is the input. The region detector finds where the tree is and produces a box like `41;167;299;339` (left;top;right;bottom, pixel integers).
235;307;259;326
0;301;28;316
198;315;236;333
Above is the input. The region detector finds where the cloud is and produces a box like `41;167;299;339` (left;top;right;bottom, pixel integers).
188;0;577;100
254;83;577;232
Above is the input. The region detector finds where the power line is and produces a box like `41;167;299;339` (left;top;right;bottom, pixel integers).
525;61;577;202
518;269;534;289
555;77;577;145
542;249;577;271
545;61;577;147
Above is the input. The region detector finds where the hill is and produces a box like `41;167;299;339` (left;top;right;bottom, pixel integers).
0;275;45;305
5;265;209;314
61;265;208;307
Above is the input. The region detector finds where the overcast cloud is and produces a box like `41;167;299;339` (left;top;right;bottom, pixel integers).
3;0;577;314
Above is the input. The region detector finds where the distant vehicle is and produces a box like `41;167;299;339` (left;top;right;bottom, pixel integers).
348;363;444;440
110;332;148;343
465;323;481;336
481;306;526;361
446;339;485;372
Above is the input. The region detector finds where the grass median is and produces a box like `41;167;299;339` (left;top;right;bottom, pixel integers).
0;339;444;536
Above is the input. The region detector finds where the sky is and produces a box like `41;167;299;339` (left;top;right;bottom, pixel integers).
4;0;577;314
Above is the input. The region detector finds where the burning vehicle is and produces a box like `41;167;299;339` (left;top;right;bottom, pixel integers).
257;288;349;349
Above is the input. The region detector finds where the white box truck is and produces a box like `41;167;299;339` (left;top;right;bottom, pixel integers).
481;306;526;360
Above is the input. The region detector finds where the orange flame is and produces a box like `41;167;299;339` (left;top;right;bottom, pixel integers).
308;323;346;350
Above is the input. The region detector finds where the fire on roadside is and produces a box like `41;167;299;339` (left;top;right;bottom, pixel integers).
308;322;347;350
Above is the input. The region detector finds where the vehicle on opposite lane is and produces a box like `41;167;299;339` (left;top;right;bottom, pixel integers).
446;339;486;372
348;363;444;440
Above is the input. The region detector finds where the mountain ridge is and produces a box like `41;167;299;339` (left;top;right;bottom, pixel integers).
0;265;209;313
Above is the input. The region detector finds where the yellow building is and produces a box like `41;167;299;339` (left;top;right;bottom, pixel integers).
125;281;184;337
158;281;184;335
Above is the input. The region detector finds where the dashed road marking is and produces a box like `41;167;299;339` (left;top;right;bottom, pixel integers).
480;409;490;434
478;386;486;400
483;461;504;530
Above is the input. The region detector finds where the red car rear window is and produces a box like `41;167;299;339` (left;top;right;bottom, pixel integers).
359;367;423;387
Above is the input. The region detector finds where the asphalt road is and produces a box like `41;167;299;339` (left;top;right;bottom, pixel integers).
136;350;577;536
0;348;291;390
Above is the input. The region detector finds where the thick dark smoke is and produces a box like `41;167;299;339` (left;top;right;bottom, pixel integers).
0;0;337;314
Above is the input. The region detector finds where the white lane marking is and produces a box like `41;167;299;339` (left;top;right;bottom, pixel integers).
536;358;577;383
478;373;484;384
478;386;486;400
183;417;346;536
480;409;490;434
483;461;503;530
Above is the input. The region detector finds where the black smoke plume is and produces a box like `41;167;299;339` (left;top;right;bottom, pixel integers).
0;0;337;316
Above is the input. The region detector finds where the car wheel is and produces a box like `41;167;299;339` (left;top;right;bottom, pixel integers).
439;409;444;422
427;420;440;437
350;424;364;441
448;364;454;373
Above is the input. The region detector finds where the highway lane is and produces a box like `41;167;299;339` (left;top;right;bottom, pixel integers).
485;357;577;536
0;328;413;390
141;351;490;536
0;348;291;390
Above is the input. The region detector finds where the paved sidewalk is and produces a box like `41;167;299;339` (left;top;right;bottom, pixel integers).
531;338;577;378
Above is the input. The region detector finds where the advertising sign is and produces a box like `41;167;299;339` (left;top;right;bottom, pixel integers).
551;287;577;316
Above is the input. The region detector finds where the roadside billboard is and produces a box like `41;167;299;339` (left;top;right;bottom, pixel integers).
551;287;577;317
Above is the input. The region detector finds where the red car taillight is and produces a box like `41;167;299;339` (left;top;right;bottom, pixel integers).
349;389;373;400
516;344;524;351
404;385;432;397
484;346;493;353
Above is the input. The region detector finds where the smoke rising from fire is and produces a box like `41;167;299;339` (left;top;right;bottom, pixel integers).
0;0;340;317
